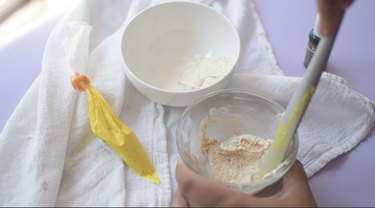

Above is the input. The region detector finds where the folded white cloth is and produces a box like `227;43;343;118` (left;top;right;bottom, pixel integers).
0;0;374;207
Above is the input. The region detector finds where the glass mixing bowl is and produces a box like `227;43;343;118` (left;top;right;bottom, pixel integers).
176;89;298;195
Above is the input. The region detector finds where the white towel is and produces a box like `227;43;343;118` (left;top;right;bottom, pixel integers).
0;0;374;206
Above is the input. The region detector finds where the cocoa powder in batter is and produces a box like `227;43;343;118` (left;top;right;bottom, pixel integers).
201;134;273;185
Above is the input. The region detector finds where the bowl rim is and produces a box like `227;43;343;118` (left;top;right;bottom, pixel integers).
120;1;241;94
176;88;299;194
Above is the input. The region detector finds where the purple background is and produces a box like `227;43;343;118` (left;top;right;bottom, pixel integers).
1;0;374;206
254;0;375;206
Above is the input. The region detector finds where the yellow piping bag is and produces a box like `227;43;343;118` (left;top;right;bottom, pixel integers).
71;72;160;184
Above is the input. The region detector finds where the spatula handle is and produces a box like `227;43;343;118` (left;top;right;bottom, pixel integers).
258;11;345;177
282;11;345;144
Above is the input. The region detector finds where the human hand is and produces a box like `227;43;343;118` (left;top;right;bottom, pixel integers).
172;160;316;207
316;0;354;36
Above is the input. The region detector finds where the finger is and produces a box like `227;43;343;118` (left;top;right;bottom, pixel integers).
340;0;354;9
282;160;309;188
171;190;189;207
175;160;264;207
316;0;345;36
277;160;317;206
175;160;230;206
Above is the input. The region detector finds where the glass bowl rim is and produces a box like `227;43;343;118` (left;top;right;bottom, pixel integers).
176;88;299;194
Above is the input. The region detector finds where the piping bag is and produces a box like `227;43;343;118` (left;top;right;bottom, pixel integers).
257;11;345;178
67;22;160;184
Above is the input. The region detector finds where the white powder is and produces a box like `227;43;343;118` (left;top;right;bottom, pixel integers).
178;54;236;90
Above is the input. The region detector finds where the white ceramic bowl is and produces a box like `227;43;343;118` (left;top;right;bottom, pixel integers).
120;1;240;107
